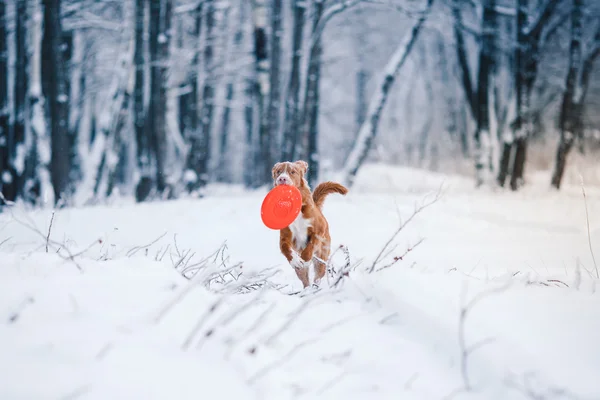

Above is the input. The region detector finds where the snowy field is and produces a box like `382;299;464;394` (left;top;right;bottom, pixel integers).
1;164;599;400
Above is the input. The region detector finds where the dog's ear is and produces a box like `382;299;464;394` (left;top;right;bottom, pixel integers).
272;162;283;178
295;160;308;174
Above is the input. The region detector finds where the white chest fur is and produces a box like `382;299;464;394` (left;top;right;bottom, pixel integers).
289;213;312;250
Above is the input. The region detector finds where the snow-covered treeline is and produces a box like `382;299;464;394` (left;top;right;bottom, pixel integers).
1;0;600;207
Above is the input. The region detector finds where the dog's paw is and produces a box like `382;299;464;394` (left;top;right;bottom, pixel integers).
290;252;310;269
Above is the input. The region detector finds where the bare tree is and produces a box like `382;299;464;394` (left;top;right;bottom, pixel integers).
197;0;216;190
0;0;10;203
217;4;246;183
340;0;434;188
134;0;150;201
249;0;270;187
26;0;50;205
497;0;562;190
281;0;306;162
455;0;498;186
182;2;203;192
149;0;172;195
436;32;466;157
301;0;325;187
10;0;29;201
0;1;10;205
551;1;600;189
255;0;272;186
474;0;498;187
42;0;71;204
267;0;283;167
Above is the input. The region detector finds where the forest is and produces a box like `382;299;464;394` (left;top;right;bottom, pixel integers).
0;0;599;207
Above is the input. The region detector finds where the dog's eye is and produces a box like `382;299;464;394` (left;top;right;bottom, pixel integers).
290;170;296;174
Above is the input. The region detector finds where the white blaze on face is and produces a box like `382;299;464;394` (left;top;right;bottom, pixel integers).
275;163;293;185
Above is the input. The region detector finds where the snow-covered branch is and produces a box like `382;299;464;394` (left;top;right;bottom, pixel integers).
339;0;434;188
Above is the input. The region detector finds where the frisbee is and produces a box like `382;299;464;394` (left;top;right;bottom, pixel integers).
261;184;302;230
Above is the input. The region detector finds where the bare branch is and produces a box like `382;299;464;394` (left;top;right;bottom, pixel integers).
126;231;168;257
375;238;425;272
524;0;561;39
247;337;320;384
181;297;225;350
580;177;598;279
369;186;443;273
0;237;11;248
46;211;55;253
458;280;512;391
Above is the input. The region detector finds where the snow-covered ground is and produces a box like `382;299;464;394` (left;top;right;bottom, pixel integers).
1;164;599;400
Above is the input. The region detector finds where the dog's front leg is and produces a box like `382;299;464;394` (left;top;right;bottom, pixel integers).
299;228;317;266
280;229;310;288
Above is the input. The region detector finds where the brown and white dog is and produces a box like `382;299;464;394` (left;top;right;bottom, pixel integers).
272;160;348;288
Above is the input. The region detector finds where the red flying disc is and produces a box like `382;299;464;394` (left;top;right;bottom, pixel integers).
261;184;302;230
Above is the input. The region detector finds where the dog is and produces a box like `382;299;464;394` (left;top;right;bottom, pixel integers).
272;160;348;288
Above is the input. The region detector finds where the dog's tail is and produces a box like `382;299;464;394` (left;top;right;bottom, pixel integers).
312;182;348;209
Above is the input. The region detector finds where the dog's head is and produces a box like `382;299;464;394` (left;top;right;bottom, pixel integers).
272;160;309;188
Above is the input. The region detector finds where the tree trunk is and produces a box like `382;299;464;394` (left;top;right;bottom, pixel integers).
267;0;283;169
42;0;70;205
452;0;477;120
509;0;561;190
104;77;134;199
436;33;458;147
303;0;325;187
551;0;583;189
356;70;369;133
340;0;433;188
243;0;255;188
218;4;245;183
250;0;269;188
8;0;29;201
197;0;215;190
142;0;172;198
155;0;172;194
62;30;78;188
243;79;255;187
473;0;497;187
133;0;150;201
0;0;10;203
498;0;527;188
497;141;512;187
183;3;203;192
25;0;50;205
281;0;306;162
417;42;434;166
459;105;469;157
507;0;528;190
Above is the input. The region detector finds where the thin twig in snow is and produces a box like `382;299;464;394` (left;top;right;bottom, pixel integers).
46;211;55;253
59;385;92;400
7;296;35;324
375;238;425;272
580;176;598;278
7;210;94;272
320;313;365;333
369;186;442;273
247;337;320;384
315;370;348;395
263;294;326;346
505;371;580;400
182;297;225;351
329;245;353;288
225;302;277;359
0;236;11;248
458;280;511;391
126;231;168;257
